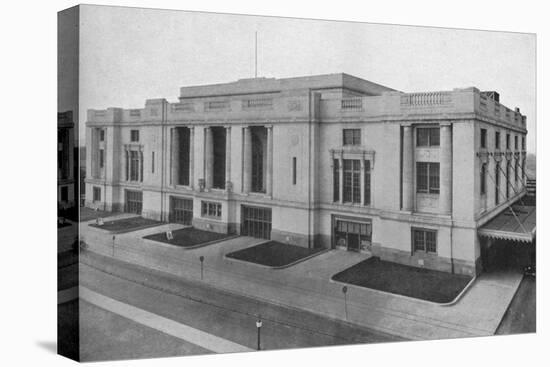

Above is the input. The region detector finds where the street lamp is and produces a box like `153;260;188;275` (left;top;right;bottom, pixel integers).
112;235;116;257
256;315;263;350
199;256;205;280
342;286;348;321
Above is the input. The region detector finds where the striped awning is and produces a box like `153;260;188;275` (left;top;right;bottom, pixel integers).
478;202;536;243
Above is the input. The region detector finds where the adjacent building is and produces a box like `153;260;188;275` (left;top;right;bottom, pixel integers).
58;110;76;210
85;73;530;276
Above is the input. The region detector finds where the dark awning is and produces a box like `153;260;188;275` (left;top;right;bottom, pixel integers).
478;202;536;243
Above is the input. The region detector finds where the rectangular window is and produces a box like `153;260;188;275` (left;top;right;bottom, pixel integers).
93;186;101;202
99;129;105;142
130;150;140;181
416;162;440;194
514;136;518;150
412;228;437;254
343;159;361;203
506;133;510;149
201;201;222;218
480;128;487;149
522;137;525;150
364;160;371;206
292;157;297;185
99;149;104;169
495;163;500;205
417;127;440;147
506;161;511;199
130;129;139;142
515;159;519;183
152;151;155;173
480;163;487;195
495;131;501;149
61;186;68;202
343;129;361;146
333;159;340;202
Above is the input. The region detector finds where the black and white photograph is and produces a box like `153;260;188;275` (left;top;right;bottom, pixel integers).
2;1;548;367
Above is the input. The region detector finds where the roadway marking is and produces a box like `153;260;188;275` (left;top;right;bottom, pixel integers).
80;286;253;354
58;286;78;304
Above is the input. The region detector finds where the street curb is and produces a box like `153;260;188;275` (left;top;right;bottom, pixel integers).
224;243;331;270
143;233;240;250
80;251;405;341
88;218;165;235
330;274;477;307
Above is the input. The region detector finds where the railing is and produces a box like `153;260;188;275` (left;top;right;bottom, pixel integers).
401;92;452;106
340;98;363;111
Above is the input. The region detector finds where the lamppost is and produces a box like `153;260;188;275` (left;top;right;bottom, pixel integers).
256;315;262;350
342;286;348;321
112;235;116;257
199;256;205;280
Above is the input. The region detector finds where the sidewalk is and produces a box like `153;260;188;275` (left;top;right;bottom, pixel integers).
81;214;523;341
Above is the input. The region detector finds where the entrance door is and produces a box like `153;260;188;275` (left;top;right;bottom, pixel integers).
334;218;372;252
241;205;271;239
170;197;193;225
125;190;143;214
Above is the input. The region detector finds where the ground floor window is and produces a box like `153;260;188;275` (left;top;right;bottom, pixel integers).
201;201;222;218
170;196;193;225
412;228;437;254
93;186;101;202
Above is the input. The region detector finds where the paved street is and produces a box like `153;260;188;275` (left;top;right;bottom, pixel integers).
79;251;401;361
496;275;536;335
81;218;524;340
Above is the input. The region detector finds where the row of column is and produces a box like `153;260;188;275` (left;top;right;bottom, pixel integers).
401;123;452;215
171;125;273;195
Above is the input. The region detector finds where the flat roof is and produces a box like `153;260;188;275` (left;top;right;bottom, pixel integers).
478;199;536;243
179;73;397;99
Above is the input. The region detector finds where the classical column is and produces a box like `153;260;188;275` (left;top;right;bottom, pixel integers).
360;156;366;206
402;125;414;211
189;127;195;189
266;125;273;196
338;152;344;204
439;123;452;214
225;126;232;191
205;127;214;189
171;127;179;186
243;127;252;194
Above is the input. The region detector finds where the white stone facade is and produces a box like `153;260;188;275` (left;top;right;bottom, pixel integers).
85;73;528;275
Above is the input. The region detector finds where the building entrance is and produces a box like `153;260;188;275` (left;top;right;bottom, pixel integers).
124;190;143;214
169;197;193;225
241;205;272;239
333;217;372;252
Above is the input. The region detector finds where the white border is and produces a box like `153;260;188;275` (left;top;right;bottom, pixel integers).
1;1;547;367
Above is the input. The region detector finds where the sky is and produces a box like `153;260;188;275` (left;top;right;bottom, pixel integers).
76;5;536;152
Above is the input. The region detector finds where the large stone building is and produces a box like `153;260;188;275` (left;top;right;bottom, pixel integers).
85;73;530;276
